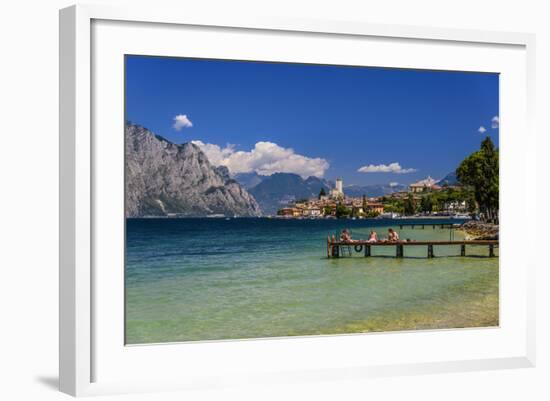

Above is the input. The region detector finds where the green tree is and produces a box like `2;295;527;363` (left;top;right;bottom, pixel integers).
420;195;434;213
465;190;477;214
403;194;416;216
318;188;326;199
456;136;499;223
335;202;351;218
382;198;404;214
366;210;380;218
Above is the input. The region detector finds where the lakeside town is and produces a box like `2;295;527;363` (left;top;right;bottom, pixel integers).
276;176;473;220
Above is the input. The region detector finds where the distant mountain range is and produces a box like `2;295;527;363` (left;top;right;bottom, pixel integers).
436;171;459;186
233;172;266;189
244;173;331;215
125;123;261;217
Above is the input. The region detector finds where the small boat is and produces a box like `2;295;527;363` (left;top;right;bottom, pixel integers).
451;213;471;219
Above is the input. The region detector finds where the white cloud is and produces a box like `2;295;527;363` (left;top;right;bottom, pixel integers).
389;182;399;187
491;116;499;129
173;114;193;131
478;125;487;134
191;140;329;178
357;162;417;174
191;141;236;165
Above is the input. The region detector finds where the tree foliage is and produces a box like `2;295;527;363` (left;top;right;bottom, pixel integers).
420;195;434;213
403;194;417;216
365;210;381;218
335;202;351;218
456;136;499;223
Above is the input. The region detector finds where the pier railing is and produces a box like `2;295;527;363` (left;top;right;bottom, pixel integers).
327;238;499;258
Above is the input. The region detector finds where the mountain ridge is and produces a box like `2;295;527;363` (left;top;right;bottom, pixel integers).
125;123;261;217
436;171;459;186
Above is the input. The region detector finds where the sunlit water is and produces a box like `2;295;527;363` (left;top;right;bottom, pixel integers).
125;218;499;344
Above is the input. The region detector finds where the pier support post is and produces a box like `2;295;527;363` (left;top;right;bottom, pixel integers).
396;244;404;258
364;245;371;257
428;244;434;258
489;244;495;257
461;244;466;257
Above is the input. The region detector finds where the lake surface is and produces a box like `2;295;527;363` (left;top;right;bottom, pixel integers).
125;218;499;344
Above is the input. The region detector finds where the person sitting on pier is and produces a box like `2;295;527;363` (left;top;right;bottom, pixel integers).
367;230;378;243
388;228;399;242
340;229;353;243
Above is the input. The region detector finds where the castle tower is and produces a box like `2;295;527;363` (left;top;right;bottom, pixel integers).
336;178;343;194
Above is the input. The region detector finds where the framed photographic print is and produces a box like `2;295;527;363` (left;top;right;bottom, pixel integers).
60;4;536;396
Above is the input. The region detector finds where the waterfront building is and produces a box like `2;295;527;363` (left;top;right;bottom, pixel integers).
365;202;385;214
443;200;468;213
409;176;438;193
303;207;322;217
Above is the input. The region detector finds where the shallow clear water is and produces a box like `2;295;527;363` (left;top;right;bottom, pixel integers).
125;218;499;344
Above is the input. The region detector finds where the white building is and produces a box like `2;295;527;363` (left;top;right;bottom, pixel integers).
409;176;438;193
303;207;322;217
330;178;344;199
335;178;343;193
444;200;468;213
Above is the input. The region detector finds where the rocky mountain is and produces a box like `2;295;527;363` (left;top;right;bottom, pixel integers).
125;123;261;217
437;171;459;186
234;172;266;189
343;183;408;198
248;173;331;215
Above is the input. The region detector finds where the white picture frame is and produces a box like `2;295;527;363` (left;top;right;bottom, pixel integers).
59;4;536;397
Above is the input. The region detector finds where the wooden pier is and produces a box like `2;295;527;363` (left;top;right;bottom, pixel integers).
397;223;462;230
327;238;498;259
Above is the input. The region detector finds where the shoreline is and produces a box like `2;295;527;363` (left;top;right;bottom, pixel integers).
326;293;499;335
127;215;471;221
458;221;499;240
127;290;499;343
321;274;499;336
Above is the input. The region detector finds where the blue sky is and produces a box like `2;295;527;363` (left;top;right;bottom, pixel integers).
125;55;499;186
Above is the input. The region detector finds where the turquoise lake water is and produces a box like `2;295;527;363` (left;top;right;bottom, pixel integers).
125;218;499;344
